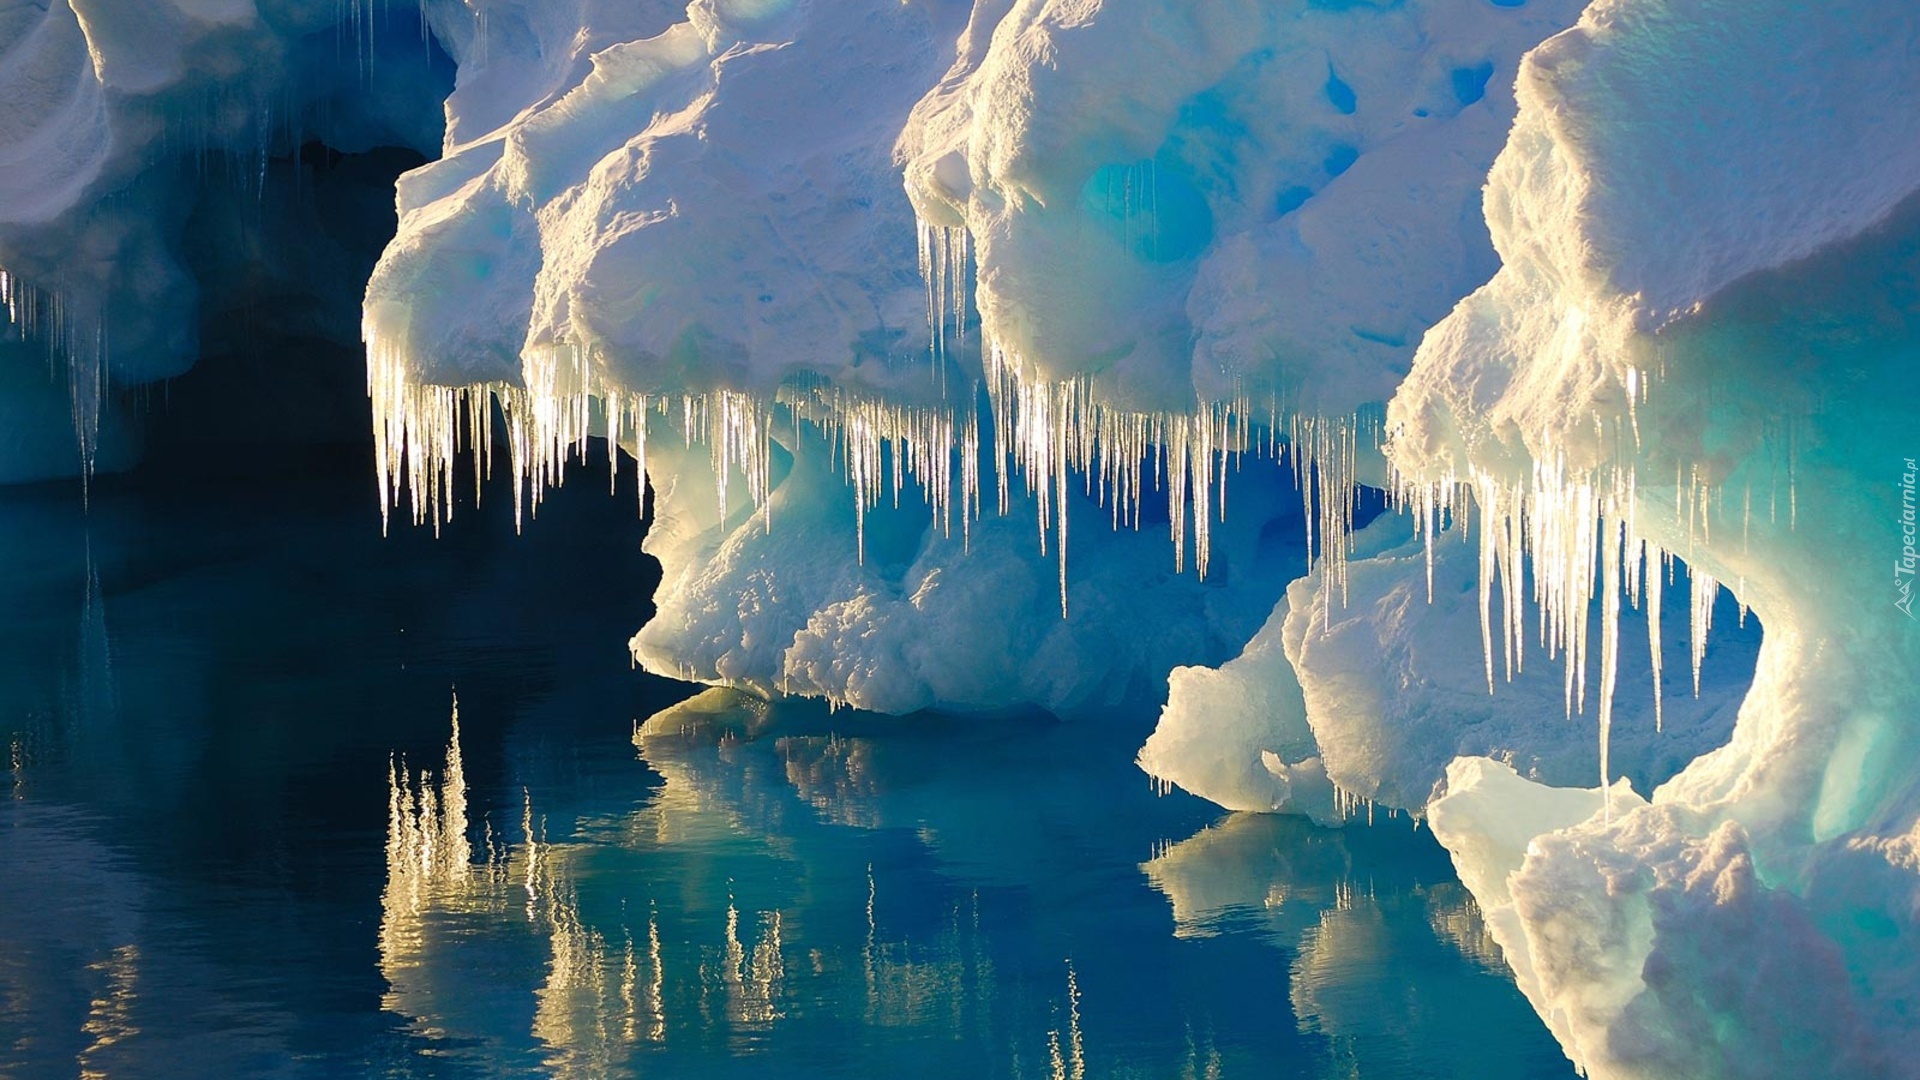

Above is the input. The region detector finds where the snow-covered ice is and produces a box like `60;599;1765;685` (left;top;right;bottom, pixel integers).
4;0;1919;1074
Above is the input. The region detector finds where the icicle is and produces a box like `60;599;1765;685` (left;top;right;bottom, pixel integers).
1689;566;1717;697
1597;517;1623;819
0;269;108;497
1645;539;1664;732
1476;477;1498;694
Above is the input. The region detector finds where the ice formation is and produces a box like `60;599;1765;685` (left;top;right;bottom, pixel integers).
1140;511;1756;823
0;0;451;481
362;0;1586;710
5;0;1918;1073
1145;0;1920;1069
1385;1;1920;1074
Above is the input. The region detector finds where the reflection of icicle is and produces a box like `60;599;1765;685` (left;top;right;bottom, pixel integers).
723;900;785;1026
620;922;639;1044
854;866;983;1030
1180;1023;1223;1080
378;695;504;1052
1066;960;1086;1080
76;538;115;726
379;705;702;1073
381;698;476;951
76;943;141;1080
647;902;666;1042
1043;959;1087;1080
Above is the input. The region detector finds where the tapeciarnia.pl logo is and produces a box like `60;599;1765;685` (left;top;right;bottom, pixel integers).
1899;457;1917;619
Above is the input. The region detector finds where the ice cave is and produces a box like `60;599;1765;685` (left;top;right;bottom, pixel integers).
0;0;1914;1077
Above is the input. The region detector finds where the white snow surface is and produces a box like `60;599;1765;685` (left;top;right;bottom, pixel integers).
896;0;1585;414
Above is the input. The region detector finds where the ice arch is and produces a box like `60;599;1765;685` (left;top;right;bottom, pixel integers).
1384;1;1920;1074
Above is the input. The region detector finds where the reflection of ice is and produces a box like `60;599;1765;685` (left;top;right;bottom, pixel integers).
382;698;801;1074
0;804;297;1076
77;943;139;1080
74;538;114;730
381;689;1564;1076
1144;812;1569;1078
1142;813;1354;943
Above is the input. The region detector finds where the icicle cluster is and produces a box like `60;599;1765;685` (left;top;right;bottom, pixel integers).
0;267;107;483
916;221;970;372
1396;443;1737;806
371;347;1372;597
786;381;981;559
1288;413;1368;619
369;219;1386;628
978;340;1257;615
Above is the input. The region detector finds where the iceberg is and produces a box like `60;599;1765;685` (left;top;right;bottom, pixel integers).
1385;1;1920;1074
364;0;1586;709
2;0;1916;1073
0;0;452;479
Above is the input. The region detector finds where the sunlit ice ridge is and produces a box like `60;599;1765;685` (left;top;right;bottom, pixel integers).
4;0;1920;1076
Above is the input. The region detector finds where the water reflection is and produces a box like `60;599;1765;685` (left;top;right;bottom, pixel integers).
0;802;305;1078
1144;813;1553;1079
0;451;668;1078
379;690;1573;1079
0;457;1568;1078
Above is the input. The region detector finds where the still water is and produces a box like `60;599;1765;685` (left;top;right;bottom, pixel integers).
0;448;1574;1079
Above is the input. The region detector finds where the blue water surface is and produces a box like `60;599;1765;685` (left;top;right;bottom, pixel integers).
0;447;1575;1079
